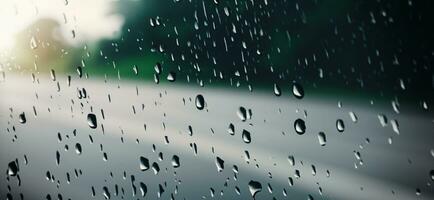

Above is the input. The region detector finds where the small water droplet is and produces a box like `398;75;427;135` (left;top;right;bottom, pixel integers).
242;129;251;143
167;72;176;82
318;132;326;146
336;119;345;132
195;94;205;110
215;157;224;172
171;155;180;168
292;83;304;99
87;113;97;129
273;83;281;96
294;119;306;135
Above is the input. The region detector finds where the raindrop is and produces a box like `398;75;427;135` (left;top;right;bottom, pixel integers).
171;155;180;168
167;72;176;82
228;123;235;135
248;180;262;198
7;161;18;176
154;63;162;74
195;94;205;110
19;112;26;124
87;113;97;129
139;182;147;197
430;170;434;181
294;119;306;135
237;107;247;121
292;83;304;99
139;156;149;171
349;111;358;123
242;129;251;143
336;119;345;132
151;162;160;174
215;157;224;172
75;143;82;155
56;151;60;166
102;186;111;199
273;84;281;96
318;132;326;146
30;36;38;49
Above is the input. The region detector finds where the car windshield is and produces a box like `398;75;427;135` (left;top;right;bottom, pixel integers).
0;0;433;199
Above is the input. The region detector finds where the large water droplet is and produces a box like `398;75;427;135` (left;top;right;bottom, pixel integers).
215;157;224;172
139;156;149;171
318;132;326;146
336;119;345;132
19;112;26;124
171;155;180;168
7;161;18;176
292;83;304;99
102;186;111;199
195;94;205;110
237;107;247;121
87;113;97;129
151;162;160;174
75;143;82;155
242;129;251;143
248;180;262;198
139;182;147;197
294;119;306;135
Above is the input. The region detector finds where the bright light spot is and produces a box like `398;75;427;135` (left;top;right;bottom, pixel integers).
0;0;124;51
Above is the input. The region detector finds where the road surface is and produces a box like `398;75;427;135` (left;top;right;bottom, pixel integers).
1;74;433;199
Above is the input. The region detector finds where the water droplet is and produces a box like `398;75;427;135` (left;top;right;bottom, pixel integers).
318;132;326;146
248;180;262;198
171;155;180;168
228;123;235;135
195;94;205;110
294;118;306;135
7;161;18;176
30;36;38;49
167;72;176;82
87;113;97;129
349;111;358;123
56;151;60;166
273;83;281;96
19;112;26;124
237;107;247;121
75;143;82;155
292;83;304;99
154;63;162;74
430;170;434;181
288;155;295;166
215;157;224;172
242;129;251;143
139;156;149;171
151;162;160;174
102;186;111;199
336;119;345;132
391;119;399;134
378;114;388;127
139;182;147;197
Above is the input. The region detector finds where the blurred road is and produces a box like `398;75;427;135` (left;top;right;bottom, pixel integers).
1;74;433;200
